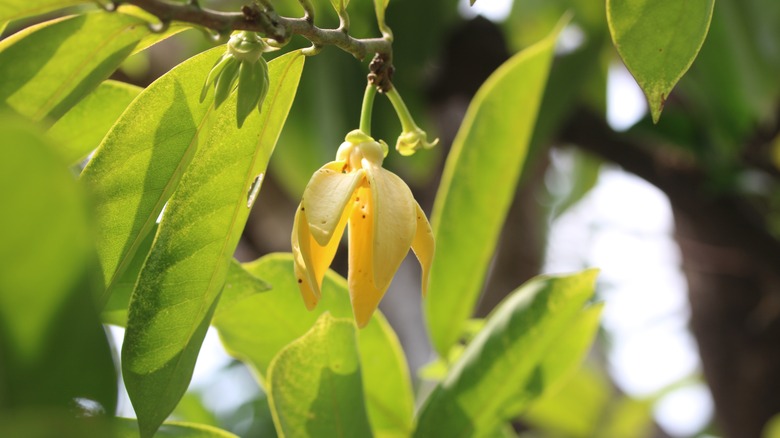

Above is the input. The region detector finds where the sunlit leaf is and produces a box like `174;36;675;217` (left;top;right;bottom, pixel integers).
415;270;599;437
0;112;116;412
114;418;238;437
607;0;715;123
523;368;612;437
424;19;563;357
102;252;268;327
0;11;149;123
81;47;224;308
48;80;141;164
0;0;86;24
267;313;373;438
373;0;391;37
121;51;304;438
214;253;414;438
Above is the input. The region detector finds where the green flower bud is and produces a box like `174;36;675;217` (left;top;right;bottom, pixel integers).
236;57;270;128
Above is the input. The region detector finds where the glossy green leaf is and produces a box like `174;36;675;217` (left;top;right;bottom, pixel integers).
0;113;116;412
214;253;414;438
0;0;85;24
607;0;715;123
81;47;224;307
48;80;141;164
523;368;611;437
114;418;239;438
414;270;599;437
502;303;604;416
764;414;780;438
373;0;391;37
424;20;562;357
122;51;304;438
0;11;150;123
102;250;269;327
267;313;373;438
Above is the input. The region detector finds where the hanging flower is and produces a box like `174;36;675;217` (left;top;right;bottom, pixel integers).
291;130;434;327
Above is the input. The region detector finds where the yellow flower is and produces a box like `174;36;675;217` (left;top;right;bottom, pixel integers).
291;130;434;328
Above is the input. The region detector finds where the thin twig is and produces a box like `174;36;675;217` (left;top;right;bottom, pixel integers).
125;0;391;60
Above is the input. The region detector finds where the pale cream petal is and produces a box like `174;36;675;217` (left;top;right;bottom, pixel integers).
348;183;385;328
411;202;434;297
291;204;320;308
293;200;352;300
303;161;365;247
366;166;416;293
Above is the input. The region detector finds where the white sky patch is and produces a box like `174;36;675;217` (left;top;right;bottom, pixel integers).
458;0;513;22
655;385;715;436
108;325;234;418
607;62;648;131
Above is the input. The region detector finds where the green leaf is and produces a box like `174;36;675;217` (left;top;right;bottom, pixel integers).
102;247;269;328
424;19;563;357
114;418;239;437
414;270;599;437
0;11;150;123
214;253;414;438
0;0;86;24
373;0;391;37
48;80;142;164
764;414;780;438
0;112;116;413
81;46;224;307
267;313;373;438
607;0;715;123
523;368;612;437
121;51;304;438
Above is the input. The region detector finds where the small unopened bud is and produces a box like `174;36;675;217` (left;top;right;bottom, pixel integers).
396;127;438;156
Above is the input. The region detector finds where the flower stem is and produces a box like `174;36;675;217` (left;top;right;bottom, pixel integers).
360;84;377;136
385;86;417;132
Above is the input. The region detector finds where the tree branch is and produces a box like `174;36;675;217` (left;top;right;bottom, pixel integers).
560;108;780;268
125;0;391;61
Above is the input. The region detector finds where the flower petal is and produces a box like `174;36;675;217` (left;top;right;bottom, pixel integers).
291;204;319;309
291;201;351;309
411;202;434;297
348;183;384;328
303;161;365;247
366;166;416;293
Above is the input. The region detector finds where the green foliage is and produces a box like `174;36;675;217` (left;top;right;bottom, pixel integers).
121;50;304;437
425;20;562;357
48;80;142;163
415;270;601;437
81;46;226;308
267;313;374;437
114;418;239;437
607;0;715;123
0;113;116;413
0;11;149;122
214;254;414;438
0;0;86;24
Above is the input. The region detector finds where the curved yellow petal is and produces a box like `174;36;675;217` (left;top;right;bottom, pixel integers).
291;204;319;309
411;202;434;297
303;161;365;247
366;166;416;293
348;183;385;328
291;201;351;309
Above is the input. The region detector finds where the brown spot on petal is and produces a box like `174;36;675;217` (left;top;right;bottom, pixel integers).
362;215;366;218
298;278;303;283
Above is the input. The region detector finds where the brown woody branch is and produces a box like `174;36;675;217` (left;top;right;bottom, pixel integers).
125;0;391;61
